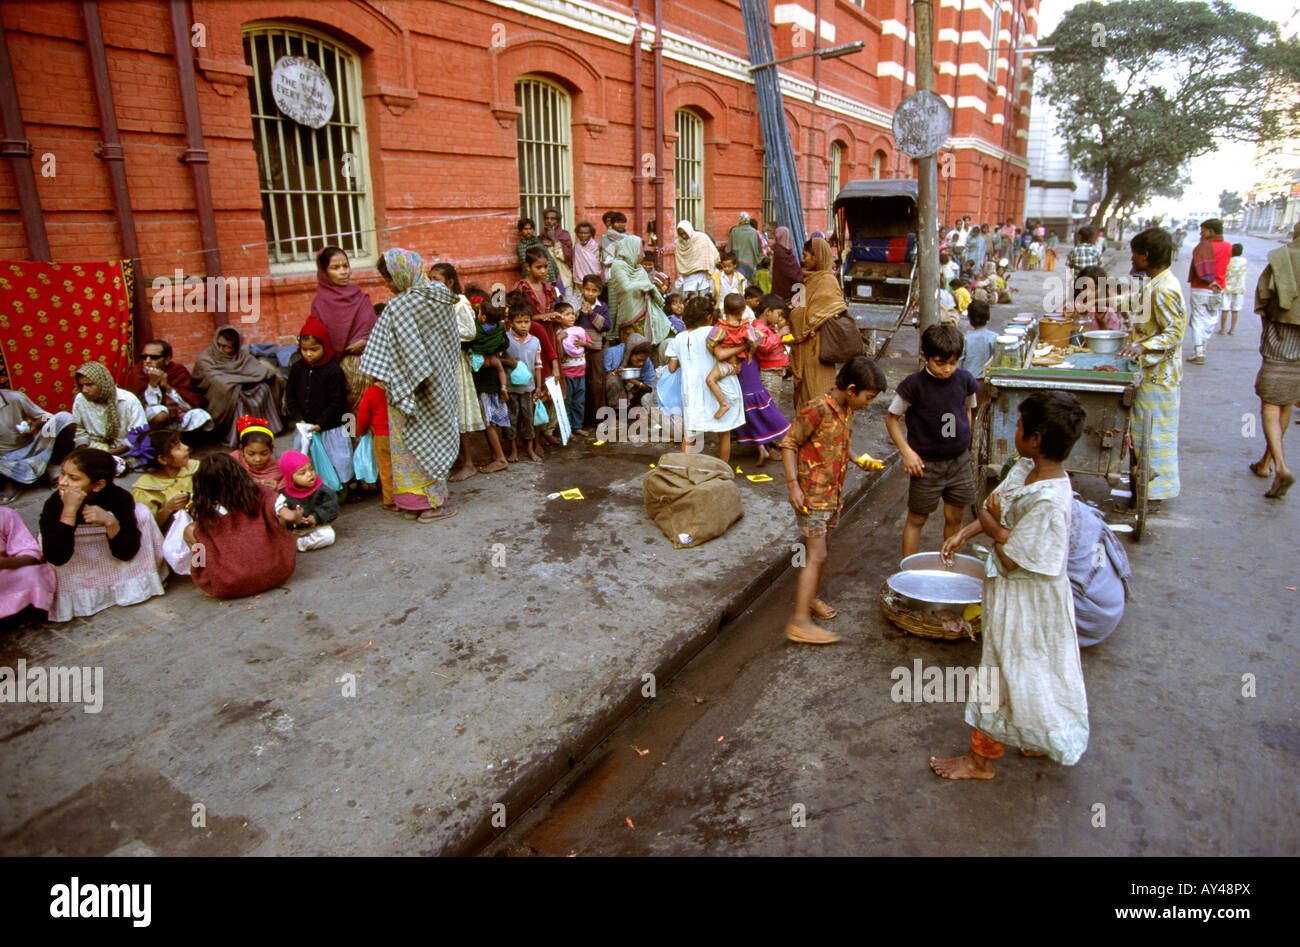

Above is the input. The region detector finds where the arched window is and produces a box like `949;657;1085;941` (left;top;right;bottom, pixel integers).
827;141;844;231
674;109;705;232
871;150;886;180
515;77;573;228
243;24;373;270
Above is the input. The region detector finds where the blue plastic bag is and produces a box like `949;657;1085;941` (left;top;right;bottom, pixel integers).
509;359;532;386
533;396;549;426
307;433;341;492
655;365;682;416
352;431;378;485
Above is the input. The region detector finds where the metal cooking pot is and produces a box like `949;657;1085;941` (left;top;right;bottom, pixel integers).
1083;330;1127;354
618;366;642;381
886;552;984;616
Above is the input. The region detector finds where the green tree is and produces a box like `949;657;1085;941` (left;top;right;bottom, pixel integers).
1219;190;1244;217
1039;0;1300;228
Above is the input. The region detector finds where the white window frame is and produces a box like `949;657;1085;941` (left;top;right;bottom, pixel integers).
872;150;885;180
515;76;574;229
988;1;1003;79
827;141;844;230
243;24;375;274
674;109;705;232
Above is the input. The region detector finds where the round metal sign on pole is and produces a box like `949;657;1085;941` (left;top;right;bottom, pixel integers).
271;56;335;130
892;90;951;159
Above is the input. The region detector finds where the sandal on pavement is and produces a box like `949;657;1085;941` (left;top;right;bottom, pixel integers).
417;506;458;523
810;599;837;621
785;623;841;645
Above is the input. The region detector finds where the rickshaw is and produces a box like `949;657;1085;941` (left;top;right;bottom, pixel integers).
831;179;919;357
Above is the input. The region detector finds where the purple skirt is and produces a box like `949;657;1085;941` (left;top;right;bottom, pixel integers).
733;356;790;446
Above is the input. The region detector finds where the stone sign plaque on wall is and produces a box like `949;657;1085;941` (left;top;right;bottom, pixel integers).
271;56;335;130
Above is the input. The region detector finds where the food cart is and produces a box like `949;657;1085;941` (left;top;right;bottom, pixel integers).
831;179;918;358
972;326;1153;540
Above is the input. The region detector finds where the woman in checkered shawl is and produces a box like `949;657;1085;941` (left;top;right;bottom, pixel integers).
359;249;461;522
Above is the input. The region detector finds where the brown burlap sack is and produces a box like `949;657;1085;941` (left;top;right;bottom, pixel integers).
642;452;744;548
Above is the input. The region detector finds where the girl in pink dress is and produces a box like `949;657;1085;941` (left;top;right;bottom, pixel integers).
0;507;56;624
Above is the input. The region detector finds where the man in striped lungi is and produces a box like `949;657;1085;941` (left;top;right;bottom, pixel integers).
1115;228;1187;511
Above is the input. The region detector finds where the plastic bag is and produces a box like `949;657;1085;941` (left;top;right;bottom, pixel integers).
533;396;549;426
352;431;378;484
307;431;342;492
161;509;194;576
655;365;682;416
509;359;532;386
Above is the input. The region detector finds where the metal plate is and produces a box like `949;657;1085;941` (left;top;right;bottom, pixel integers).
887;569;984;606
892;90;951;159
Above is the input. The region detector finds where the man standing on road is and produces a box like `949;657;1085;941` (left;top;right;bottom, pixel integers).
1249;220;1300;499
1187;218;1231;364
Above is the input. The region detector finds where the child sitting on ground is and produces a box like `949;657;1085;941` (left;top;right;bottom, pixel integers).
781;356;887;645
0;506;55;628
932;390;1090;778
949;278;972;315
754;293;790;398
886;324;980;559
706;293;759;420
285;315;352;488
558;301;600;438
355;379;395;509
128;427;197;531
276;450;338;550
958;300;999;377
230;416;283;493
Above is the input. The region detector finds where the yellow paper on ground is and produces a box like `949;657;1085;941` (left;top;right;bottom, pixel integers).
559;488;585;500
746;474;773;482
592;441;606;446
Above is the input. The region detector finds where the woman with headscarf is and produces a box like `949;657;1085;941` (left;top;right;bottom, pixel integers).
70;361;148;456
192;327;285;447
609;235;671;345
786;237;848;411
359;249;461;523
674;221;720;297
311;246;378;411
602;332;658;410
770;226;803;303
726;213;763;281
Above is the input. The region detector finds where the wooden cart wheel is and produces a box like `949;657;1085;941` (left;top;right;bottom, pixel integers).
1132;411;1152;542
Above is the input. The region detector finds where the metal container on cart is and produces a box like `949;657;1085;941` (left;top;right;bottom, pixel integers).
973;351;1154;540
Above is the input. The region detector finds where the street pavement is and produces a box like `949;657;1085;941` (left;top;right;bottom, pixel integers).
0;328;907;857
486;235;1300;856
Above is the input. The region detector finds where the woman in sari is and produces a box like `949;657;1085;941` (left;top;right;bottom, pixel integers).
673;221;719;297
359;249;461;523
786;237;847;411
1115;227;1186;511
192;327;285;447
770;226;803;303
609;235;671;346
311;246;378;411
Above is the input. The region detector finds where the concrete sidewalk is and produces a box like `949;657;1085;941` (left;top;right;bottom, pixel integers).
0;276;1052;856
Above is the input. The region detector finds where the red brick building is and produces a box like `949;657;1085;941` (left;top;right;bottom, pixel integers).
0;0;1036;362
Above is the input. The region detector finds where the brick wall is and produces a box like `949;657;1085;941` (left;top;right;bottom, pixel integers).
2;0;1034;365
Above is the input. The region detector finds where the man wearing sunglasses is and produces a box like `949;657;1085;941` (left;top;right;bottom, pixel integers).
126;339;213;437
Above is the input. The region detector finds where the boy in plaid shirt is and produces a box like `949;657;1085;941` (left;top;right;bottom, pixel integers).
781;356;887;644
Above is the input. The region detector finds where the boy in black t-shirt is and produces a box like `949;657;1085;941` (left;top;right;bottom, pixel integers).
886;324;980;557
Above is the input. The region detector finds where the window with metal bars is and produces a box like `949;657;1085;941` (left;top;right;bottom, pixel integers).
827;141;843;230
243;25;373;271
515;77;573;228
674;109;704;232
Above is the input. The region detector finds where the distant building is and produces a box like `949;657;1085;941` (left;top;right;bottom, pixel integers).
1022;97;1089;240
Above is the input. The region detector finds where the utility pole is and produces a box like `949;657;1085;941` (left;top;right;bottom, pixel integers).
914;0;939;334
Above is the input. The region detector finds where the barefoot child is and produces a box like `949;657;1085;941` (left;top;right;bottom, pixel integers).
754;293;790;399
505;303;544;463
230;417;283;493
276;451;338;550
781;356;886;644
706;293;757;420
931;390;1090;778
558;301;600;437
886;324;979;558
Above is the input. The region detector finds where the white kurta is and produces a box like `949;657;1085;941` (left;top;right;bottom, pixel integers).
966;459;1090;765
71;387;148;453
670;326;742;435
